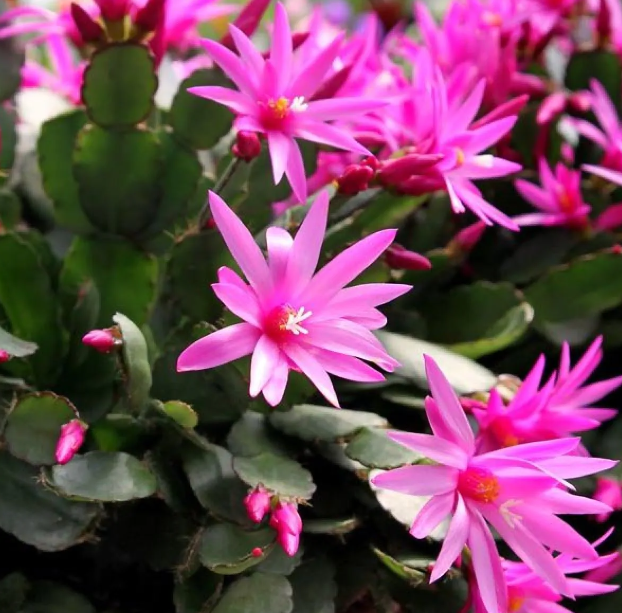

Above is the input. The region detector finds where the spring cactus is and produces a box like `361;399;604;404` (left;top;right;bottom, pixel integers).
2;1;622;612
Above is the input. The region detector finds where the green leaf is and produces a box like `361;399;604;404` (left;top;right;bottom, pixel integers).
0;573;29;613
345;428;421;469
524;251;622;323
270;404;388;443
375;330;496;394
372;549;427;587
0;106;17;181
0;324;38;357
60;236;158;327
37;109;93;232
0;189;21;228
290;557;337;613
4;392;77;465
174;569;223;613
0;450;99;551
227;412;289;457
73;125;162;235
47;451;157;502
566;51;621;110
0;27;24;101
233;452;316;500
160;400;199;429
113;312;152;411
257;545;304;576
0;232;64;386
63;280;100;369
181;443;249;524
82;43;157;129
20;581;95;613
211;574;293;613
199;523;275;574
169;69;235;149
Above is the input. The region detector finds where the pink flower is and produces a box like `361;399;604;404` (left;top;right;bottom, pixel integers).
189;2;386;203
593;477;622;523
269;501;302;557
371;356;615;613
244;486;272;523
584;551;622;584
177;190;408;407
55;419;88;464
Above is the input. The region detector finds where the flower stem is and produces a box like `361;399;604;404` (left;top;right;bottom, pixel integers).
198;156;243;230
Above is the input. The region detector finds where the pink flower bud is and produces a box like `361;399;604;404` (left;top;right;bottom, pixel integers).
384;244;432;271
0;349;11;363
593;477;622;523
451;221;487;255
537;92;567;125
220;0;271;50
244;487;272;523
82;329;119;353
336;164;375;195
269;502;302;557
133;0;165;33
377;154;443;185
561;143;575;165
70;3;105;44
95;0;130;21
232;131;262;162
567;91;591;113
55;419;88;465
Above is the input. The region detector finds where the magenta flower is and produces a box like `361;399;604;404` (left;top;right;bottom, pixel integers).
189;2;386;203
371;356;615;613
177;190;408;407
593;477;622;523
55;419;88;465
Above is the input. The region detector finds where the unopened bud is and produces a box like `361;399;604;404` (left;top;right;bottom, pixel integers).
95;0;130;21
536;92;566;125
70;3;105;44
55;419;88;465
270;502;302;557
384;244;432;271
0;349;11;363
336;164;375;195
251;547;263;557
597;0;612;48
561;142;575;165
448;221;486;258
244;486;272;523
82;329;119;353
133;0;165;34
377;153;443;185
567;91;591;113
232;131;262;162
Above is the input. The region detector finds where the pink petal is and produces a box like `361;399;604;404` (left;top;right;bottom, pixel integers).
387;431;468;469
212;283;262;327
217;266;248;289
266;226;294;283
565;118;608;147
228;24;265;75
267;131;291;185
304;98;388;121
262;354;290;406
409;491;454;538
270;3;293;92
590;79;620;137
463;116;517;153
250;335;280;397
177;323;261;371
430;495;469;582
541;488;613;515
371;464;458;496
209;191;272;293
285;139;308;204
515;179;556;212
484;438;581;462
533;455;617;479
200;38;258;97
314;348;386;383
583;164;622;187
294;120;370;155
447;80;486;134
290;34;344;99
323;283;412;313
595;202;622;231
188;85;255;115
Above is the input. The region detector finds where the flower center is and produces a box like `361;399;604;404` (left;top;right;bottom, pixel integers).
508;588;525;612
457;467;500;503
482;11;502;27
264;304;312;342
259;96;307;130
489;416;520;447
455;148;466;166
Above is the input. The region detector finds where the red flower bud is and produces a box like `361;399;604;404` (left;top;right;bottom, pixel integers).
55;419;88;465
133;0;165;34
336;164;375;195
0;349;11;363
232;131;262;162
384;244;432;271
70;3;105;44
251;547;263;557
82;329;119;353
244;486;272;523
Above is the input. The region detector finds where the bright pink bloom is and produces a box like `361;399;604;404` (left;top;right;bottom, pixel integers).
83;329;119;353
55;419;88;464
189;3;386;203
593;477;622;523
244;486;272;523
270;502;302;557
177;190;408;407
371;356;615;613
584;551;622;584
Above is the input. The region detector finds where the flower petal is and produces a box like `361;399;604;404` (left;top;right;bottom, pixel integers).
188;85;255;115
200;38;258;97
387;431;468;469
430;494;470;582
270;3;293;92
262;353;290;406
250;335;281;397
409;491;454;539
371;464;458;496
267;131;291;185
212;282;262;327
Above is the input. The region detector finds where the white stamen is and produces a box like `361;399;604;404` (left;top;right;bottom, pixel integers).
285;306;312;335
291;96;308;113
474;154;495;168
500;499;522;528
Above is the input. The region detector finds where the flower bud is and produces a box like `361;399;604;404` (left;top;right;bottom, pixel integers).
133;0;165;34
335;164;375;195
270;502;302;557
567;91;591;114
244;486;272;523
384;244;432;271
597;0;612;48
536;92;566;125
232;131;262;162
447;221;487;258
593;477;622;523
220;0;271;50
0;349;11;363
70;3;105;44
55;419;88;465
82;329;119;353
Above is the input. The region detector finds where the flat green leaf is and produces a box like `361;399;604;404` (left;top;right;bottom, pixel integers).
302;517;360;535
211;574;293;613
199;523;275;574
48;451;157;502
270;405;387;443
227;412;289;457
524;251;622;323
82;43;157;128
375;330;496;394
0;106;17;180
161;400;199;429
169;69;234;149
60;236;158;327
345;428;421;469
0;450;99;551
113;312;152;411
73;125;162;235
233;452;316;500
37;109;92;232
0;324;38;357
0;188;21;228
257;545;304;576
290;557;337;613
372;549;427;586
4;392;77;465
20;581;95;613
174;569;223;613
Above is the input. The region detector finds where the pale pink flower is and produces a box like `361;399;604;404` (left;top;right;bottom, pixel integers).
55;419;88;464
190;3;386;204
593;477;622;522
177;190;408;407
270;502;302;556
371;356;615;613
